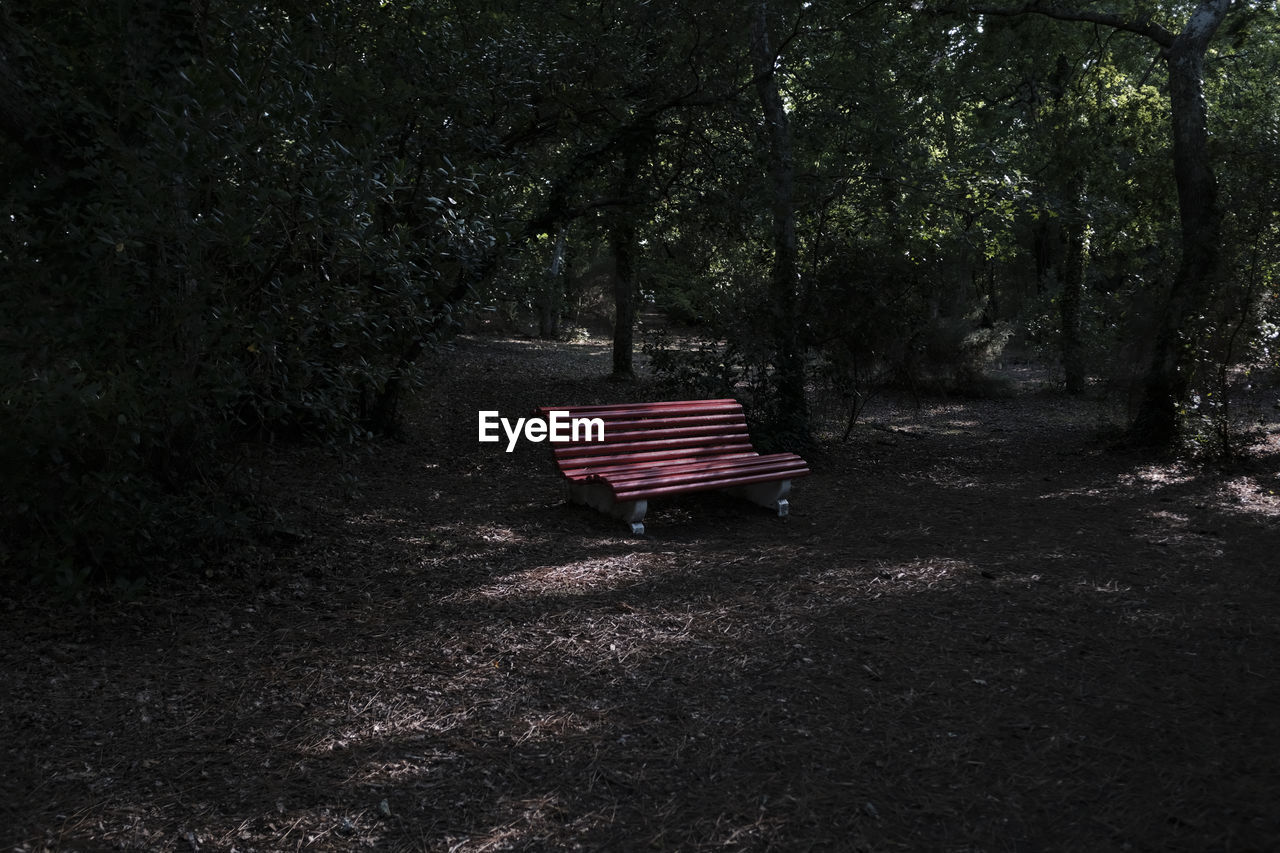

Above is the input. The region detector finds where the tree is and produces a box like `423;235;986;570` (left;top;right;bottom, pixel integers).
0;0;514;580
972;1;1240;443
751;1;809;441
609;129;656;379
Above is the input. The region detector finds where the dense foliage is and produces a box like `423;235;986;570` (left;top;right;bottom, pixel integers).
2;0;1277;585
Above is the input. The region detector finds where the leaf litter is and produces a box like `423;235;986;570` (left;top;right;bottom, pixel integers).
2;335;1279;851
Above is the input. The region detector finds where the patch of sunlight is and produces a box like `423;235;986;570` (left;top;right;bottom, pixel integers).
400;522;527;550
357;753;460;786
873;414;983;437
465;333;609;354
297;668;585;761
867;557;974;592
1117;464;1196;489
1147;509;1190;526
473;523;525;544
510;708;602;745
1218;475;1280;519
452;552;677;602
938;418;984;433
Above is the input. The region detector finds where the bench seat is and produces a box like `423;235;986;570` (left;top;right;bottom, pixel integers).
536;399;809;534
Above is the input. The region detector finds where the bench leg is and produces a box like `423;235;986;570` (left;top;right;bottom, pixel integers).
567;482;648;535
724;479;792;517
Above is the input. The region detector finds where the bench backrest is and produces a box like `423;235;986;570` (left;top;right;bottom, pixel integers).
535;399;758;480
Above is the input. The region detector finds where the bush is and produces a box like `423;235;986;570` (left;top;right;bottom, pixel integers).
0;4;495;588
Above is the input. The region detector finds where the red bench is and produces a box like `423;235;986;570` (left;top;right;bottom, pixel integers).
535;399;809;534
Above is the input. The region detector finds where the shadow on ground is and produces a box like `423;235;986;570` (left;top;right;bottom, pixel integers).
3;336;1279;852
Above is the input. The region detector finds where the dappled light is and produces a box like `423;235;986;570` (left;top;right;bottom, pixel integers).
6;336;1277;851
865;557;976;592
449;553;675;602
1119;464;1200;489
1218;475;1280;519
3;0;1280;848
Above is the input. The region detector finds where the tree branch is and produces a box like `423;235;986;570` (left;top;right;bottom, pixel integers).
967;3;1177;47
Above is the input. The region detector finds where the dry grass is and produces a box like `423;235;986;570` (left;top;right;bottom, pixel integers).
3;335;1279;852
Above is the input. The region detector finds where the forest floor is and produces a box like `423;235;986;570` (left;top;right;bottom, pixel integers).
4;333;1280;853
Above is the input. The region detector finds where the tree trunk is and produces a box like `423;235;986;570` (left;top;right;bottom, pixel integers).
1033;215;1060;296
1060;225;1087;394
537;226;568;339
611;214;639;379
751;3;808;442
610;136;648;380
1131;3;1229;443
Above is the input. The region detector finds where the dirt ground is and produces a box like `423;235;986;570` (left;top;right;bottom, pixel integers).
3;334;1279;852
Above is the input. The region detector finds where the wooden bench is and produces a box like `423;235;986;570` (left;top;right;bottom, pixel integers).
535;399;809;534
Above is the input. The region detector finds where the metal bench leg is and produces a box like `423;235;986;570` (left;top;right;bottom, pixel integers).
609;495;648;536
725;479;792;517
567;482;648;535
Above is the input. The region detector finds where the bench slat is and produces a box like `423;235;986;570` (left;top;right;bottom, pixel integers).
595;453;805;485
536;399;741;418
559;451;761;481
581;423;749;446
559;447;757;478
614;466;810;502
556;415;746;441
555;434;752;462
607;457;807;491
568;452;767;480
